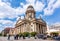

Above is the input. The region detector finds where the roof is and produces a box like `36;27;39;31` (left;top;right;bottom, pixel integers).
27;5;33;8
16;18;46;27
49;29;59;32
4;27;15;31
4;28;11;30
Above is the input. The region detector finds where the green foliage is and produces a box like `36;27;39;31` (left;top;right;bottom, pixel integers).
19;32;37;37
50;32;59;36
0;33;2;36
30;32;37;37
19;33;23;37
23;32;30;37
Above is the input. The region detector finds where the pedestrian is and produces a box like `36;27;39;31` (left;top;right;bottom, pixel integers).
23;35;25;39
14;34;16;40
19;34;21;39
34;35;37;39
16;34;19;40
28;35;30;38
7;34;11;40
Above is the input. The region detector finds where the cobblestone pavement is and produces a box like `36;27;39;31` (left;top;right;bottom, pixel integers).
0;36;59;41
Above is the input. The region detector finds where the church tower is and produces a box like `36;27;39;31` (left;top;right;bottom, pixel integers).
25;5;35;20
14;5;47;35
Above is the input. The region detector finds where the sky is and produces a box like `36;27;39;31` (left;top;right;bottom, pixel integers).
0;0;60;32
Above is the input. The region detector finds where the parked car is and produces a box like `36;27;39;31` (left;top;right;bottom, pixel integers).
42;35;47;39
37;34;44;39
53;36;60;40
37;34;47;39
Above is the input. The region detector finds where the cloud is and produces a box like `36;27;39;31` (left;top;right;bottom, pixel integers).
0;0;25;19
35;1;45;12
44;0;60;16
20;0;45;12
0;19;16;29
53;22;60;26
53;0;60;8
0;0;38;32
21;0;60;16
1;0;60;19
0;0;60;32
0;0;25;31
0;0;45;19
0;19;16;32
26;0;36;4
0;1;16;19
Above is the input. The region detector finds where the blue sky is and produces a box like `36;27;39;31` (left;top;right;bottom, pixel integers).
0;0;60;32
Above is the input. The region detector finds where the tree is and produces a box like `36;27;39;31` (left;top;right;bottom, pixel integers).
23;32;30;37
0;33;2;36
30;32;37;37
50;32;59;37
19;33;23;37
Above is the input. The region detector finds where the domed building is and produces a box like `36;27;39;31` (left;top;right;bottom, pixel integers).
14;5;47;34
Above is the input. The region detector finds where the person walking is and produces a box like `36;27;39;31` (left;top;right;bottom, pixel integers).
16;34;19;40
14;34;16;40
7;34;11;40
23;35;25;39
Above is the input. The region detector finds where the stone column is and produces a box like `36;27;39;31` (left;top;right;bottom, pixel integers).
21;25;23;33
43;26;44;34
39;24;40;34
24;23;25;32
44;26;46;34
38;24;39;33
42;26;44;34
44;26;47;33
18;27;19;33
20;26;21;33
42;26;43;34
21;26;22;33
17;27;19;34
16;28;18;34
23;24;25;32
40;25;42;34
34;23;36;32
36;23;39;33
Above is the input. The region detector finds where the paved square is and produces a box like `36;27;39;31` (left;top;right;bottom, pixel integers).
0;37;58;41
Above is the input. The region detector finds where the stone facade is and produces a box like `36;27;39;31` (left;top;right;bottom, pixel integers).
13;5;47;35
9;28;15;35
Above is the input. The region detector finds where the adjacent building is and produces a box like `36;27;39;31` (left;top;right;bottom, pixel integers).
1;27;11;36
47;25;60;35
9;28;15;35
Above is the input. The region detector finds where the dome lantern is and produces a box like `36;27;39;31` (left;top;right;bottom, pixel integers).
25;5;35;20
